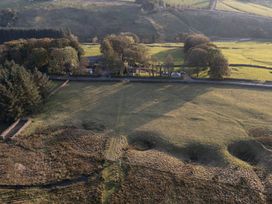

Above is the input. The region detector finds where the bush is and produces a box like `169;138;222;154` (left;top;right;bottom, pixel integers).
0;61;51;122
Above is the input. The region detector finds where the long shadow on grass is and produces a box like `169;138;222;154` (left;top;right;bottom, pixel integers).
40;82;272;135
66;82;211;134
152;47;184;65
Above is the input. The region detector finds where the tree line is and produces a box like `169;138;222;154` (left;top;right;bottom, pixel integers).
0;36;83;75
0;28;66;44
0;35;83;124
100;33;230;79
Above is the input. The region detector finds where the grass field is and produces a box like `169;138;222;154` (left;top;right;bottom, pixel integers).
0;82;271;202
82;42;272;81
216;41;272;67
163;0;210;8
217;0;272;17
0;0;210;9
29;82;272;163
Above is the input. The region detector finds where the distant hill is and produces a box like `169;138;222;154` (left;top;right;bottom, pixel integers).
2;0;272;42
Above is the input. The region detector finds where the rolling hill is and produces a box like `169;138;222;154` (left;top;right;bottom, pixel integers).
2;0;272;42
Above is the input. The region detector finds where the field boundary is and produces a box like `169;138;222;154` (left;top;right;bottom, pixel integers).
229;64;272;70
49;79;70;96
49;76;272;89
0;118;31;140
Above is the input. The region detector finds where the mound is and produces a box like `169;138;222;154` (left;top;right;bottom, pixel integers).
0;127;271;203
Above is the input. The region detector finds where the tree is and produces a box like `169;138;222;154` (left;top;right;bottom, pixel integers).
0;37;82;75
164;54;174;77
32;68;52;98
101;34;149;75
27;48;49;72
48;47;79;74
0;61;46;122
208;49;230;79
186;47;209;77
184;34;210;53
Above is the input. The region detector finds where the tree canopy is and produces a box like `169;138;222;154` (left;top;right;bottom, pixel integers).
0;61;51;122
184;33;230;79
0;37;82;74
101;34;150;75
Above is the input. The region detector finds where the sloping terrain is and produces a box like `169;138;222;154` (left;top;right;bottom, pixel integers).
2;0;272;41
11;5;272;42
217;0;272;17
0;82;271;203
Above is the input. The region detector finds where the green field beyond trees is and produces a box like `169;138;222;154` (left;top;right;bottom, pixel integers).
82;41;272;81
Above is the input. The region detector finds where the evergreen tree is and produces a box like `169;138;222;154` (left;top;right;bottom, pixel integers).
0;61;50;122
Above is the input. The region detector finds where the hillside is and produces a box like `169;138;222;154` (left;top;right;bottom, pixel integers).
1;0;272;42
216;0;272;17
0;82;271;203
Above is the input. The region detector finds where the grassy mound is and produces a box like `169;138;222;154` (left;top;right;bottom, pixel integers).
0;126;270;202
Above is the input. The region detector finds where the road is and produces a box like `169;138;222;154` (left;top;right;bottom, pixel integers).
49;76;272;89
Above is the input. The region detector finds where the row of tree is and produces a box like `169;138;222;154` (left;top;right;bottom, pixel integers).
184;34;230;79
100;33;230;79
0;36;83;74
0;28;66;44
101;33;150;75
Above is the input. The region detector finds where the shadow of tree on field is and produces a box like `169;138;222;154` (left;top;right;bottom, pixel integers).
63;82;211;135
153;48;184;65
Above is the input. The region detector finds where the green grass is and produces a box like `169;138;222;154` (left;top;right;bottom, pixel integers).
230;67;272;81
82;41;272;81
162;0;210;8
147;43;184;65
217;0;272;17
216;41;272;67
28;82;272;165
82;44;101;57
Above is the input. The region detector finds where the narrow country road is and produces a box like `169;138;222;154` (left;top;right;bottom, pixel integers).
49;76;272;89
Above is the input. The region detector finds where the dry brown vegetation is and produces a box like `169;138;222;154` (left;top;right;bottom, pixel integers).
0;125;271;203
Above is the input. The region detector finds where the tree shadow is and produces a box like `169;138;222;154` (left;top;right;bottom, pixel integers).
152;47;184;65
64;82;211;134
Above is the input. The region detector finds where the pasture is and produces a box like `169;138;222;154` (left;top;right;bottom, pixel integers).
216;0;272;17
29;82;272;165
